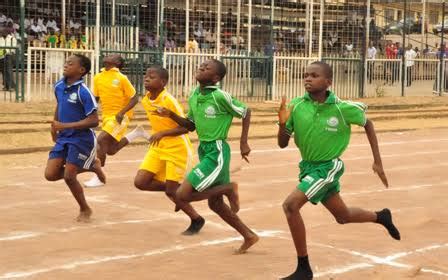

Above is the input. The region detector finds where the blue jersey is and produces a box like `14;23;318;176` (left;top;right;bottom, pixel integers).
54;78;98;141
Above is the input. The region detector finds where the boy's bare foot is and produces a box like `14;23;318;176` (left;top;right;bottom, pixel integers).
226;183;240;213
92;159;106;184
76;208;92;223
234;233;259;254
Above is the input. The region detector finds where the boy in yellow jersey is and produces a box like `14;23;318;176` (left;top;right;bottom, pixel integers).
84;54;147;187
134;66;205;235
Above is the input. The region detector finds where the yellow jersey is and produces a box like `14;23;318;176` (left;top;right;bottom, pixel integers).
93;67;136;118
141;89;192;152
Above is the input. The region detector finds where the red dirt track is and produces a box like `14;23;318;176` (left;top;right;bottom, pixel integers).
1;128;448;279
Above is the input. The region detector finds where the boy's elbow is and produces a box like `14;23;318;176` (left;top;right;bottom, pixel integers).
278;141;288;149
364;119;373;129
187;124;196;132
243;108;251;119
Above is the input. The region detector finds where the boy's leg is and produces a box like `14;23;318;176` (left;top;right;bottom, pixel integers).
64;163;92;222
44;158;65;181
176;176;239;211
280;189;313;280
165;180;204;235
322;193;400;240
96;132;116;166
208;195;259;254
134;170;204;235
197;183;239;213
134;170;166;191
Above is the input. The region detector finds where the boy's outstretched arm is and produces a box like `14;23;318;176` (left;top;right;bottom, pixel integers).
115;94;139;124
240;108;251;163
148;126;189;146
52;112;99;131
154;107;196;132
277;96;291;148
364;119;389;187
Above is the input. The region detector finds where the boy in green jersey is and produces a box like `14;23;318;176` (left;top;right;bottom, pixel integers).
156;59;259;254
277;62;401;280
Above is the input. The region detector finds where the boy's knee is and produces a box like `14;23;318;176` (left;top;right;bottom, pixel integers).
63;172;77;185
335;217;347;224
165;187;177;198
106;146;118;156
176;188;189;202
282;198;299;217
133;177;147;191
334;213;349;224
44;170;58;181
208;197;223;213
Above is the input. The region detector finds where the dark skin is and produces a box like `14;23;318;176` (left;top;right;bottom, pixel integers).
96;54;139;167
155;60;259;253
44;55;105;222
277;64;389;261
133;68;202;233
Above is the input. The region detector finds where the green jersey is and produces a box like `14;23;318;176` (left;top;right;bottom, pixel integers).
285;91;367;162
187;86;247;142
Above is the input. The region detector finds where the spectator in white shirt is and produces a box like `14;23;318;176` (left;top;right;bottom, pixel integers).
30;22;42;34
405;44;417;87
367;42;377;83
24;18;32;30
0;14;6;24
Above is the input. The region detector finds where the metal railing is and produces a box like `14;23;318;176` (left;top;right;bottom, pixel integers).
25;48;448;102
26;47;95;101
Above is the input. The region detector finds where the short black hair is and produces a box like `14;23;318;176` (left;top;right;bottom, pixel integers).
74;54;91;76
210;59;227;80
310;61;333;80
116;56;125;69
149;65;169;81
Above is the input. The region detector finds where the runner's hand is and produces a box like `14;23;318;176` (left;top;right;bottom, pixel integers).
152;106;172;118
149;132;165;146
115;113;124;124
373;162;389;188
278;96;290;125
240;141;251;163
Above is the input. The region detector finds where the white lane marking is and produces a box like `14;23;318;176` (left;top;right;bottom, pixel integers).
0;230;282;279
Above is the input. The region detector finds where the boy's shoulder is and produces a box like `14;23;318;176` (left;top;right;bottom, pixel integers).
54;78;65;90
335;98;367;112
288;96;307;110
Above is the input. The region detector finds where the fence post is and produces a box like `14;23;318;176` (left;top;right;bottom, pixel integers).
20;0;25;102
439;2;446;96
318;0;324;60
185;0;189;49
272;56;277;101
268;0;275;101
248;0;252;53
95;0;101;74
217;0;222;56
361;0;370;98
26;47;31;102
400;0;407;97
309;0;314;58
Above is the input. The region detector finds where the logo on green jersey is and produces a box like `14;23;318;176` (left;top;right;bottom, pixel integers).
205;105;216;118
327;117;339;127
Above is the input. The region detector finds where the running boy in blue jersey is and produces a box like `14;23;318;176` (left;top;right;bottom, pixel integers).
277;61;400;279
44;54;105;223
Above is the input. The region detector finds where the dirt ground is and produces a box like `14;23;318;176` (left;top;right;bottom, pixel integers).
1;128;448;279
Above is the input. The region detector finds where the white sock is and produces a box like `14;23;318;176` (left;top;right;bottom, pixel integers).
125;125;149;143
